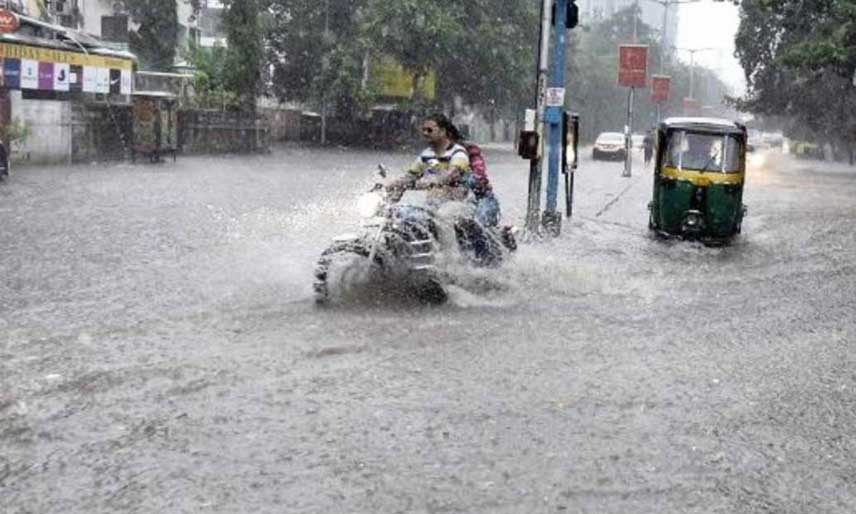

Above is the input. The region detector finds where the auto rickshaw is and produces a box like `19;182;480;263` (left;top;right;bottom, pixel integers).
648;117;748;243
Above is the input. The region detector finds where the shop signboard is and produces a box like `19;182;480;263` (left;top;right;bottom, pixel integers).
0;9;20;34
82;66;97;93
0;42;133;94
109;69;121;95
54;62;70;91
120;69;132;95
69;64;83;92
96;67;110;94
20;59;38;89
3;58;19;88
38;61;53;90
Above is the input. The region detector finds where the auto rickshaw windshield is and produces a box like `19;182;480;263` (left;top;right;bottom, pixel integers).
665;131;742;173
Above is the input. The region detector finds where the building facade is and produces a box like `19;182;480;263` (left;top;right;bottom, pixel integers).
0;1;227;164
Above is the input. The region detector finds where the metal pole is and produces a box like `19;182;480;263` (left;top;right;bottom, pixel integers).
689;50;695;99
320;0;329;145
543;0;569;236
660;1;668;74
623;87;634;177
525;0;553;234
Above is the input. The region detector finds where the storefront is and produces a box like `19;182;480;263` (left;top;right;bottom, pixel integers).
0;8;136;164
0;41;133;96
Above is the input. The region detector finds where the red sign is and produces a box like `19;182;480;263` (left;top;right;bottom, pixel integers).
0;9;20;34
651;75;671;103
682;97;701;115
618;45;648;88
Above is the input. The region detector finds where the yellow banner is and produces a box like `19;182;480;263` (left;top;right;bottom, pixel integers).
0;42;134;70
371;56;436;100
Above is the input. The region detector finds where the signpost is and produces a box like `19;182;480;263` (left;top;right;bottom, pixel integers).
618;44;648;178
682;97;701;116
651;74;671;121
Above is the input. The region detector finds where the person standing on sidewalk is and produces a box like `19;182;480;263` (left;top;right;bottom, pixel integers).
0;141;9;182
643;130;654;166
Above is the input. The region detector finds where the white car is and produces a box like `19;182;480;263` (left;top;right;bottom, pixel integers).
592;132;626;160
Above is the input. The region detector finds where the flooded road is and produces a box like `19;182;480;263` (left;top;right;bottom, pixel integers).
2;146;855;513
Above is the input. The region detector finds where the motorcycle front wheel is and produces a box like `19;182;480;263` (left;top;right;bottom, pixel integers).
313;242;373;306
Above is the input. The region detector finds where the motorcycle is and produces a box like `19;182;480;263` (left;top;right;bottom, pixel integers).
313;166;516;306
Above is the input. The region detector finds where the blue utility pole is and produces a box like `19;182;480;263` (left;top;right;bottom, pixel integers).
521;0;578;237
541;0;569;235
541;0;577;236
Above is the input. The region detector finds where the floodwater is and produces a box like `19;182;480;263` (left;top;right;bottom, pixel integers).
2;145;855;513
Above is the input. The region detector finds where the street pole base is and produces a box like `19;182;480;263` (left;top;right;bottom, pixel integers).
541;210;562;237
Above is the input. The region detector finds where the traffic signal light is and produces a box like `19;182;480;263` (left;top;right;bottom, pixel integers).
552;1;579;30
566;0;578;29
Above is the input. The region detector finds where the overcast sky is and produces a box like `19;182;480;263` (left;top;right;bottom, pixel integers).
676;1;746;94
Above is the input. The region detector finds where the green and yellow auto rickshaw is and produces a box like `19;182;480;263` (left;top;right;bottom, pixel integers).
648;117;748;243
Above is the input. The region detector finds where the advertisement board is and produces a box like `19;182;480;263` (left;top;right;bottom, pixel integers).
96;67;110;94
651;75;671;103
618;45;649;88
370;56;436;100
54;62;70;91
20;59;37;89
0;43;134;94
82;66;97;93
682;97;701;115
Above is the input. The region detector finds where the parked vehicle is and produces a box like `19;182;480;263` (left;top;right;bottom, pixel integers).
592;132;626;161
648;117;748;244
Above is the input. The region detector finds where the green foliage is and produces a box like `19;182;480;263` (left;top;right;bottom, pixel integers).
261;1;732;135
266;0;372;116
222;0;264;111
265;0;538;120
125;0;179;71
182;42;239;110
735;0;856;152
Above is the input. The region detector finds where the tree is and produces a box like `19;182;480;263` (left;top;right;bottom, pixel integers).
221;0;265;111
735;0;856;162
126;0;178;71
361;0;539;116
266;0;371;118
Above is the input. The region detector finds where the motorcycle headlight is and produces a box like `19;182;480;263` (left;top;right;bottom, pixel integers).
357;192;383;218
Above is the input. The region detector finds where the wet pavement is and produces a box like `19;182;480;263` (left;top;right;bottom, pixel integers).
2;145;855;513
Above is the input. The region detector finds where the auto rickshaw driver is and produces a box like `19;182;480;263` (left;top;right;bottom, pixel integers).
671;132;720;171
